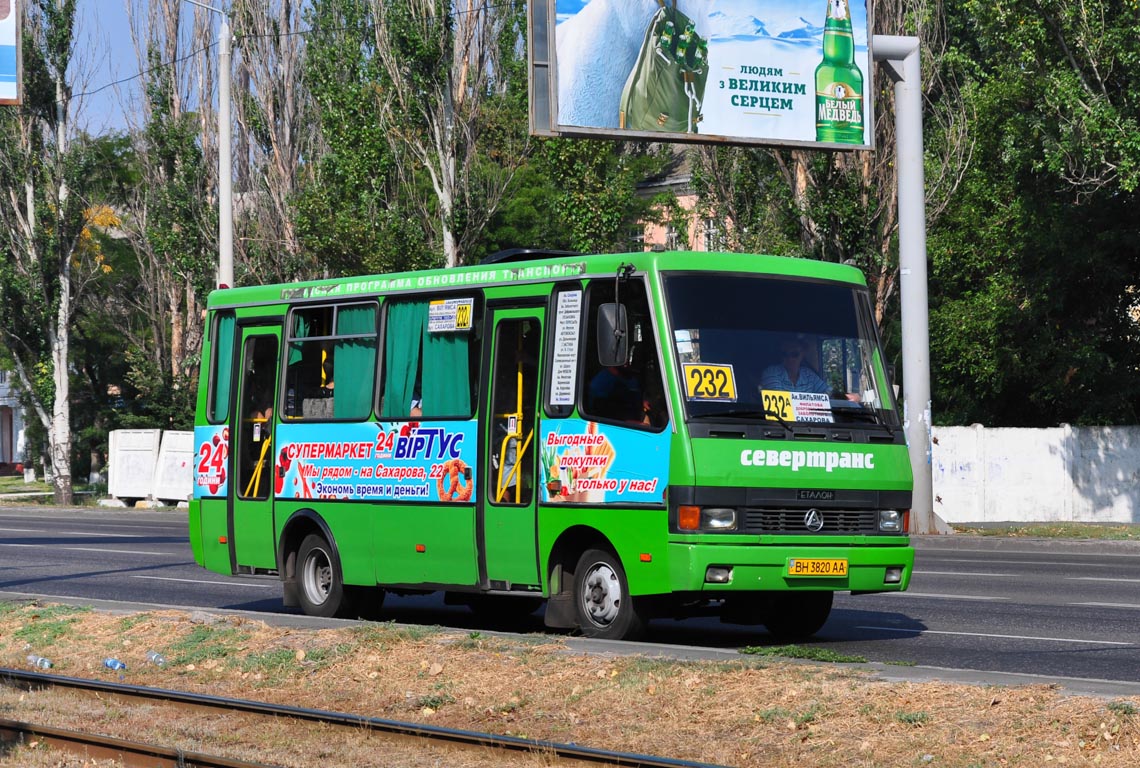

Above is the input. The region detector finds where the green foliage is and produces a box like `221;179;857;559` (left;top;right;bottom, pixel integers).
689;147;802;256
168;625;251;666
928;6;1140;425
295;0;432;275
895;710;931;726
739;644;868;664
1108;701;1138;717
540;139;672;253
14;603;91;647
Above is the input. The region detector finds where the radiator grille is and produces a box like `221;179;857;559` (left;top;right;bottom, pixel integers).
742;509;879;534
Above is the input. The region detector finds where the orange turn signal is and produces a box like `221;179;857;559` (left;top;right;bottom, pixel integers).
678;505;700;531
415;544;426;553
639;553;652;563
218;536;227;544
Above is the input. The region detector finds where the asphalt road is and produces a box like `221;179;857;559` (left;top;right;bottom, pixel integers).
1;505;1138;696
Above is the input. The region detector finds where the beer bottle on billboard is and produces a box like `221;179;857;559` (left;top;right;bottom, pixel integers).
815;0;865;144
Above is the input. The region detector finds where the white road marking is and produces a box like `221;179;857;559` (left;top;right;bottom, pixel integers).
914;570;993;577
891;592;1009;601
1071;602;1140;610
0;543;170;556
1067;577;1140;584
0;527;148;538
130;575;275;589
855;626;1133;646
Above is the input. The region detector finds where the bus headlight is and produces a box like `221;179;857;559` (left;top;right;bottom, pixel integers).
702;508;737;531
878;510;903;532
678;506;738;531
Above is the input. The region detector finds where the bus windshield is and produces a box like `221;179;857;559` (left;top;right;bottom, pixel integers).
663;272;897;427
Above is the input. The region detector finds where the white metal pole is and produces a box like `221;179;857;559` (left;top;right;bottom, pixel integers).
186;0;233;289
218;16;233;288
873;36;936;534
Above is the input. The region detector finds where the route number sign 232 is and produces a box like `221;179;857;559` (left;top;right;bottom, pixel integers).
683;363;737;402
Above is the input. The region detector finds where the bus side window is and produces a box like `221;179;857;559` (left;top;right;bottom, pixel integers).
380;297;480;420
285;302;377;420
580;280;667;429
208;311;236;423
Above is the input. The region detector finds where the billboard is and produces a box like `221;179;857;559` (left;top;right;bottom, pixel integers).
0;0;19;106
529;0;873;150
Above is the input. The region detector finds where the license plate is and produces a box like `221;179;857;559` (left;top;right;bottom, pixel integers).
787;558;848;577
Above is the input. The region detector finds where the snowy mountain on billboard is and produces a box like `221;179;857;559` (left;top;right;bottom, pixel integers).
706;9;823;46
706;11;767;40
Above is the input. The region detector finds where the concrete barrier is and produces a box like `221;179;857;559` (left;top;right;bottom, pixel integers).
932;424;1140;524
107;429;192;505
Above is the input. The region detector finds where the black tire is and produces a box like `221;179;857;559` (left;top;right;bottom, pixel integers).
572;548;646;640
762;591;833;642
296;533;349;618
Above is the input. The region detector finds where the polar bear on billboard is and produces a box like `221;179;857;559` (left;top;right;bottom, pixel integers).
556;0;714;129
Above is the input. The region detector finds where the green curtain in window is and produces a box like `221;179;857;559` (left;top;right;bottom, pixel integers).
423;331;470;418
382;302;425;418
333;305;377;419
212;313;235;421
287;312;310;365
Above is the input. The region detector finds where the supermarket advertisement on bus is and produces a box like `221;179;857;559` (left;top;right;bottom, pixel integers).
196;419;669;505
540;420;670;504
273;421;479;502
194;422;480;502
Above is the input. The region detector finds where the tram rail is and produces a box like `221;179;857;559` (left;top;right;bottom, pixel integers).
0;668;725;768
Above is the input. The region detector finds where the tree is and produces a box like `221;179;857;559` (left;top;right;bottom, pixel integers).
538;139;673;254
295;0;432;276
927;0;1140;426
0;0;91;502
370;0;531;267
119;0;215;431
231;0;316;282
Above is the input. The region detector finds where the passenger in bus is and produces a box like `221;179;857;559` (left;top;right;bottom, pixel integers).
587;360;648;424
248;375;275;422
760;337;829;395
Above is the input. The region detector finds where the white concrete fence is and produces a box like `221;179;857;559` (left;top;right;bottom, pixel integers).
932;425;1140;524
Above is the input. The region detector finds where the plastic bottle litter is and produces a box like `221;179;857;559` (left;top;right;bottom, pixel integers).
26;654;52;670
145;650;167;667
102;658;127;671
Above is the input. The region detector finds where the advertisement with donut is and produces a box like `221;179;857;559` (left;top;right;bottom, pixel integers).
272;421;478;502
540;420;670;505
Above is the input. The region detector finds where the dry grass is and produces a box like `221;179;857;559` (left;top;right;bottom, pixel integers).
0;601;1138;767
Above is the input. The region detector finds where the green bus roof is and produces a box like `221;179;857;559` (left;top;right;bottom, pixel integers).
206;251;868;310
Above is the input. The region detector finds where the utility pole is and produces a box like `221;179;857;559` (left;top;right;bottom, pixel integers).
186;0;233;289
873;36;942;534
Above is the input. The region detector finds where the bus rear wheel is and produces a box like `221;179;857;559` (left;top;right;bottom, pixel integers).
297;533;349;618
572;548;646;640
762;591;833;642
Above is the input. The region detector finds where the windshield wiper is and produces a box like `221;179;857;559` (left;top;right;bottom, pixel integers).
832;405;896;435
698;408;794;433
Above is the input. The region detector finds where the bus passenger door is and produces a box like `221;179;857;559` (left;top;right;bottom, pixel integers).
231;325;282;572
480;309;543;589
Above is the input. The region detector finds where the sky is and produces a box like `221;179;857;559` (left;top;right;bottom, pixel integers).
77;0;144;134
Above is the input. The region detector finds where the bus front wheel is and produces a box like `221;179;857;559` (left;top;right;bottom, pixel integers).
297;533;349;618
572;549;646;640
762;591;833;642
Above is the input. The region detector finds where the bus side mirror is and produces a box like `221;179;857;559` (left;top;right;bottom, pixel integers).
597;303;629;368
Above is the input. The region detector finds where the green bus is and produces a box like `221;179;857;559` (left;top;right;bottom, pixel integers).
191;250;913;640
